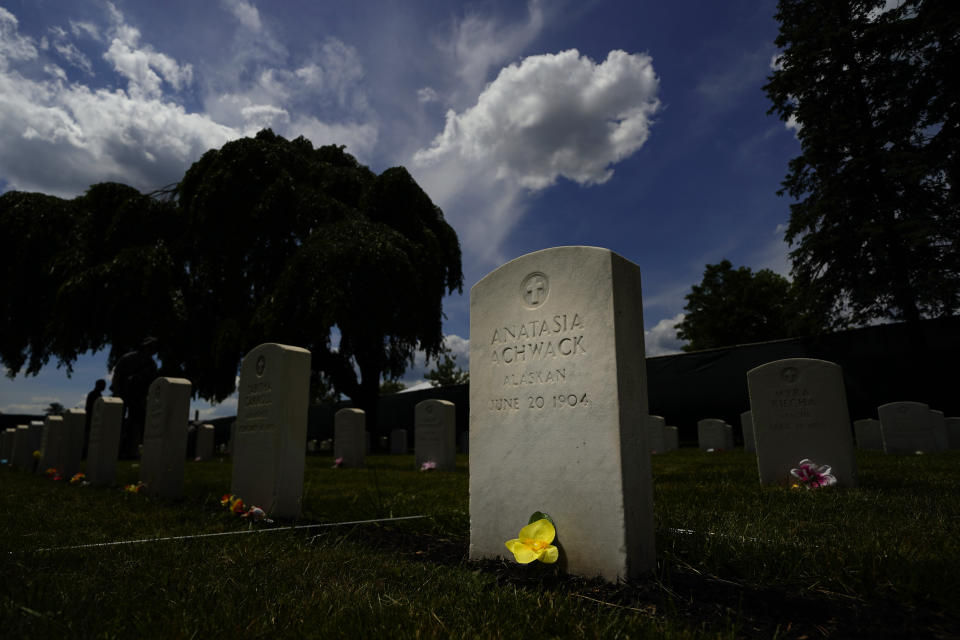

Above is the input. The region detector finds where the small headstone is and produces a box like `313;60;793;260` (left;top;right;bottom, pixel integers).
139;377;192;499
469;246;655;582
947;417;960;449
747;358;857;486
38;415;65;474
740;411;755;452
697;419;728;451
11;425;32;470
853;418;883;450
415;399;456;470
0;428;15;462
878;401;938;453
195;424;215;461
723;423;734;449
231;343;311;518
646;415;666;454
306;438;317;453
334;409;365;468
27;421;44;455
664;425;679;451
319;438;333;451
930;410;949;451
86;397;124;486
390;429;407;454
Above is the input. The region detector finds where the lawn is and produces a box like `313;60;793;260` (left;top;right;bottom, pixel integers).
1;449;958;638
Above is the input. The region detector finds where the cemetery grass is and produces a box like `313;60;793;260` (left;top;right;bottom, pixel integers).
0;452;958;638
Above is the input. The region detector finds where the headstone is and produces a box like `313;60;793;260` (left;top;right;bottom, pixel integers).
697;419;728;450
853;418;883;450
930;410;949;451
947;417;960;450
723;423;734;449
646;415;666;454
333;408;365;468
0;427;15;462
415;399;456;471
469;246;655;582
664;426;679;451
319;438;333;451
231;343;311;518
27;421;44;455
306;438;317;453
878;401;937;453
139;377;191;498
740;411;756;452
390;429;407;454
86;397;124;486
38;415;65;474
195;424;215;461
747;358;857;486
11;425;32;470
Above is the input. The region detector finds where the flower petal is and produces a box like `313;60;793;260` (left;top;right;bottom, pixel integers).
539;544;559;564
518;518;556;544
505;539;537;564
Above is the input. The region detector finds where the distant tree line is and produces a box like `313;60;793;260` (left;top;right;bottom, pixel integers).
678;0;958;351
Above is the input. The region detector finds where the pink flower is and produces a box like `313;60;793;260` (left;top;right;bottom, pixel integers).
332;457;344;468
420;460;437;471
790;459;837;489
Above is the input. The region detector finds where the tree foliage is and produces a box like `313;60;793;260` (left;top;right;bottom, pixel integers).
765;0;960;326
424;342;469;387
0;130;463;431
675;260;821;351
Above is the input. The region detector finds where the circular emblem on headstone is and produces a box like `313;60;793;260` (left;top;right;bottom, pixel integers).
520;272;549;309
256;355;266;377
780;366;799;384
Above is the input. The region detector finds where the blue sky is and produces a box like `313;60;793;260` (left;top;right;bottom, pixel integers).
0;0;799;418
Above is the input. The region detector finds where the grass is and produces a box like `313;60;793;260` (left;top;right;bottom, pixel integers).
1;449;958;638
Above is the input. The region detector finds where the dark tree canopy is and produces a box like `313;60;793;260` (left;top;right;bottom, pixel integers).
0;130;463;431
675;260;822;351
765;0;960;327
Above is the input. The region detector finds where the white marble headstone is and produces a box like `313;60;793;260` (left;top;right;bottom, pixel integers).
853;418;883;450
697;419;728;451
38;415;65;474
947;417;960;450
646;415;666;454
231;343;311;518
415;399;456;470
334;408;365;468
0;428;15;462
878;401;937;453
86;397;124;486
11;425;32;470
139;377;192;498
930;410;949;451
747;358;857;486
390;429;407;454
196;424;215;461
469;246;655;582
664;425;679;451
740;411;756;453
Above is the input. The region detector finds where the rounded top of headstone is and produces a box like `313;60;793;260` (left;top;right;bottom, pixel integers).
335;408;365;416
746;357;840;378
471;246;628;294
44;415;64;423
877;401;930;413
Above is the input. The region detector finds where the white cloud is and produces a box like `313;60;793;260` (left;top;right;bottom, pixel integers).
0;7;38;63
444;0;544;103
645;313;687;356
102;8;193;99
413;48;659;266
417;87;439;104
221;0;263;32
47;25;94;76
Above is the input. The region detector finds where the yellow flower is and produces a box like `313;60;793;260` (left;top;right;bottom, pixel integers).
504;518;559;564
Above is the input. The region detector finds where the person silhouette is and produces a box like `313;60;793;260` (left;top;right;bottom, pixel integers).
83;379;106;459
110;337;159;459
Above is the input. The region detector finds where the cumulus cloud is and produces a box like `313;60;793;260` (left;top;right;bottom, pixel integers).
413;48;659;266
645;313;687;356
0;5;237;196
46;26;94;76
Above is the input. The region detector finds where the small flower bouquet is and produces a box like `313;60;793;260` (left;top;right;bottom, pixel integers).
420;460;437;472
44;467;62;480
790;458;837;489
124;481;146;494
332;457;344;469
221;493;273;522
69;472;86;485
